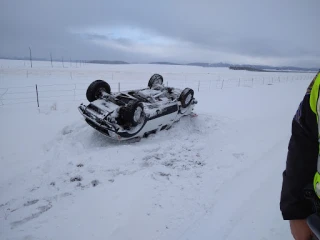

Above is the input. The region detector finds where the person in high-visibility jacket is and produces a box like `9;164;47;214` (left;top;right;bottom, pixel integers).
280;70;320;240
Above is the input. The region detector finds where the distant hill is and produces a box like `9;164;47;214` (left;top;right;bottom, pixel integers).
261;66;318;72
187;62;231;68
102;60;318;72
229;66;267;72
147;61;318;72
149;62;182;65
0;57;317;72
0;56;48;61
229;64;318;72
88;60;129;64
188;63;318;72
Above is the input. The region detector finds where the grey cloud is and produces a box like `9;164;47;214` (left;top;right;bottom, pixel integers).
0;0;319;67
84;34;109;41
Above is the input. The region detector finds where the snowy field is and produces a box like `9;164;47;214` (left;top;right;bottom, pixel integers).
0;59;316;240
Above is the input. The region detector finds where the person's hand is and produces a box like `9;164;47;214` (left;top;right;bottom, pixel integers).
290;219;314;240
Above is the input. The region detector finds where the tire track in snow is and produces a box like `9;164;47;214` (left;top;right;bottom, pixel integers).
177;137;288;240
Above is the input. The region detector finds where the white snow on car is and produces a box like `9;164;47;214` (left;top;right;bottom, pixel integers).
78;74;197;141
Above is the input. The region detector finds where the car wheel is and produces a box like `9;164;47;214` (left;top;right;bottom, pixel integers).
86;80;111;102
119;100;145;126
179;88;194;108
148;74;164;88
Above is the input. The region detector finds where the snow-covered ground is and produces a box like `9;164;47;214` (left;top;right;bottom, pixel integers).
0;59;316;240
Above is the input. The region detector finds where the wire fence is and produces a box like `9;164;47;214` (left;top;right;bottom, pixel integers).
0;72;315;107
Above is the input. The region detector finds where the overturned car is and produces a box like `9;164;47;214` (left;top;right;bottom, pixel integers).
78;74;197;141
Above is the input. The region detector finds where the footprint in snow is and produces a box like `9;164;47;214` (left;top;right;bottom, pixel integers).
70;176;82;182
91;180;99;187
23;200;39;207
233;152;245;159
61;126;73;135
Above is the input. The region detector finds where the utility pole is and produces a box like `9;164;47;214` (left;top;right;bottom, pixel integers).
29;47;33;68
50;52;53;67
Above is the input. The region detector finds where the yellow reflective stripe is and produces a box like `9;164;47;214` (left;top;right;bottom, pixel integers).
310;71;320;115
314;172;320;198
310;71;320;199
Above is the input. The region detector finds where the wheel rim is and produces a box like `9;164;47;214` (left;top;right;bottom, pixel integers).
185;94;192;105
133;107;143;122
95;87;106;98
153;79;162;86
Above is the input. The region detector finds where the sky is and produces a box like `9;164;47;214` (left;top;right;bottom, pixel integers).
0;0;319;67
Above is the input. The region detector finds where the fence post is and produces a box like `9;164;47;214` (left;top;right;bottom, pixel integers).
118;82;120;92
238;78;241;87
198;81;200;91
252;78;254;87
0;88;8;106
36;84;39;107
29;47;33;68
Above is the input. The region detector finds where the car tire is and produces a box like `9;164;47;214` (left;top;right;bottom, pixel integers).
119;100;145;126
179;88;194;108
86;80;111;102
148;74;163;88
